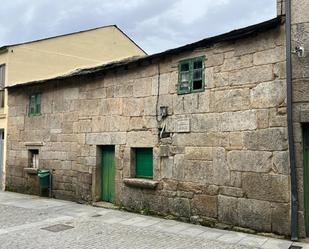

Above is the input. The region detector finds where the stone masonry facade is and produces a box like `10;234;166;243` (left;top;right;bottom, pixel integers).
6;22;291;236
289;0;309;238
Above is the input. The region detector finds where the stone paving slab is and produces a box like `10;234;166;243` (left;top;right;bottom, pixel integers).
0;191;306;249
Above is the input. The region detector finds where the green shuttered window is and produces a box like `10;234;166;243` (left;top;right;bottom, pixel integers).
178;56;205;94
29;93;41;116
135;148;153;179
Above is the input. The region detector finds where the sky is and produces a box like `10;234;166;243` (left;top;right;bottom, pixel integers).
0;0;277;54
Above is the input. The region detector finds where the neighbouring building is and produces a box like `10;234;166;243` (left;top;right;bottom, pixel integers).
0;25;146;188
5;0;309;239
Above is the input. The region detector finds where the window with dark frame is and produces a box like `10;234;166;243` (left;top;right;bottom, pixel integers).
0;64;5;108
135;148;153;179
29;149;39;168
178;56;205;94
29;93;41;116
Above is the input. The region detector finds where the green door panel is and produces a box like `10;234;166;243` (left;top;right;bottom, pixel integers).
135;148;153;178
101;146;115;203
304;126;309;237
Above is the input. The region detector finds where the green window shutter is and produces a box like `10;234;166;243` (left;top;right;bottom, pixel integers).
177;56;205;94
0;64;5;88
29;95;36;116
35;94;41;114
191;57;205;92
178;61;191;94
135;148;153;178
29;93;41;116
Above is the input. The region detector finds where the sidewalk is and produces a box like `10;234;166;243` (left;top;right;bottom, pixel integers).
0;191;308;249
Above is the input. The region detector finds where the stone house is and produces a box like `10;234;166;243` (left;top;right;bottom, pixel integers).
0;25;146;189
5;0;309;239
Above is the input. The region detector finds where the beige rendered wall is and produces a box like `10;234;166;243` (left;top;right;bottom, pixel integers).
5;26;145;86
0;52;8;190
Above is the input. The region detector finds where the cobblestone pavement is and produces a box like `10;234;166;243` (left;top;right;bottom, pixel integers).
0;191;307;249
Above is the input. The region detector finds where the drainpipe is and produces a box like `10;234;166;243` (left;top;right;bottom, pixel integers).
285;0;298;241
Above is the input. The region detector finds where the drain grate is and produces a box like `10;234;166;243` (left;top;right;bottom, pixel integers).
289;246;302;249
41;224;74;233
92;214;102;217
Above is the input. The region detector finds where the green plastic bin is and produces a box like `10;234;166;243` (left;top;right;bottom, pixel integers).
38;169;50;189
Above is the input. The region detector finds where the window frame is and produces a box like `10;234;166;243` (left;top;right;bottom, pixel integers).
135;148;153;179
0;64;5;88
177;56;205;95
0;64;5;108
29;93;42;117
29;149;39;169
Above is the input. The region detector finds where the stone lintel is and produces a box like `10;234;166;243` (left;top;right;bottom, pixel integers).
23;168;38;175
123;178;158;189
300;109;309;123
24;142;44;147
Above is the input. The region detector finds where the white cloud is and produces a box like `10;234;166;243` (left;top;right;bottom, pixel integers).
0;0;276;53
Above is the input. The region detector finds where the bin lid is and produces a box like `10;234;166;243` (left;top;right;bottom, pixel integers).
38;169;50;177
38;169;50;174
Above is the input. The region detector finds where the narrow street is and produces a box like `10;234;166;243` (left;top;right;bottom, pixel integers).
0;191;305;249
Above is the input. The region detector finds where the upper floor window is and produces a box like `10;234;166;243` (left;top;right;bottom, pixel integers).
0;65;5;108
29;93;41;116
0;64;5;88
177;56;205;94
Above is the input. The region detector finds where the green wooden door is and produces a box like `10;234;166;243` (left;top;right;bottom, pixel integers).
0;132;3;188
304;126;309;237
101;146;115;203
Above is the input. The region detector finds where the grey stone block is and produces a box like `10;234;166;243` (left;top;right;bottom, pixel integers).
272;151;290;174
184;147;213;161
227;150;272;173
210;88;250;112
229;65;274;86
250;80;286;109
242;172;290;202
191;195;218;218
220;110;257;132
168;197;191;217
271;202;291;236
218;195;238;225
238;198;271;232
213;148;230;186
244;128;288;151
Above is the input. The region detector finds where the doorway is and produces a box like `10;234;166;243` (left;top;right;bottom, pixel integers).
0;131;4;189
101;146;115;203
303;125;309;236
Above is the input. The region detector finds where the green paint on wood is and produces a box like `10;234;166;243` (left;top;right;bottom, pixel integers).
101;146;115;203
135;148;153;179
304;126;309;237
29;93;41;116
177;56;205;95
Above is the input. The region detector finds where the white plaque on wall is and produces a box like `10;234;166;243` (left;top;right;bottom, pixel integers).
176;118;190;133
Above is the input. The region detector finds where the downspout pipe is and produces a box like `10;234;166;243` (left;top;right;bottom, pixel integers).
285;0;299;241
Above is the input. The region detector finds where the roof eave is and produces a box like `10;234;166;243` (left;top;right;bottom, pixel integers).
7;16;284;90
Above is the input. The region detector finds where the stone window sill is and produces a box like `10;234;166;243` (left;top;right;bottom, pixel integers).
24;142;43;147
123;178;158;189
0;112;6;119
24;168;38;175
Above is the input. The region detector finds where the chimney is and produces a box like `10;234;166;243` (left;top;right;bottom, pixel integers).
277;0;286;16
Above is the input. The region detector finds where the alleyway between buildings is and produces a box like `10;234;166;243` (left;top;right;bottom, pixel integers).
0;191;307;249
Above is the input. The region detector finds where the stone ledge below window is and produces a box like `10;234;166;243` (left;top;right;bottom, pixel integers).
23;168;38;175
123;178;158;189
24;142;43;147
0;112;6;119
